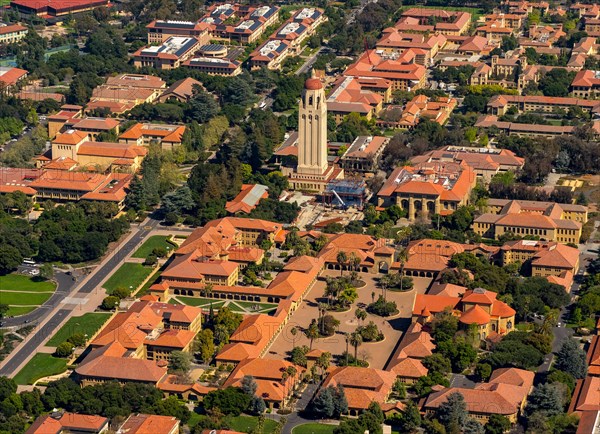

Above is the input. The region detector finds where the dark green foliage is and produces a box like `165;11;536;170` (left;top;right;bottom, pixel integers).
485;335;544;369
203;387;251;416
554;339;587;379
367;296;398;317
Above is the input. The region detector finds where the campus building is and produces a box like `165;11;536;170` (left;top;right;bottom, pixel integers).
473;199;587;244
487;94;600;116
398;8;471;35
133;37;201;70
338;136;389;173
0;23;27;44
410;146;524;182
87;74;166;114
0;66;27;93
118;123;186;151
146;20;210;44
10;0;109;18
423;368;535;423
413;287;516;341
475;115;576;139
377;162;476;220
249;39;291;70
183;57;242;76
326;76;387;123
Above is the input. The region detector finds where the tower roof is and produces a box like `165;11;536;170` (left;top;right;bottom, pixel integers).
305;77;323;90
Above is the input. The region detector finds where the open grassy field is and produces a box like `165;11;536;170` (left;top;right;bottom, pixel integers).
13;354;68;385
176;296;226;308
226;415;278;433
0;274;56;292
102;263;153;294
132;236;176;259
0;275;55;316
46;312;112;347
292;423;336;434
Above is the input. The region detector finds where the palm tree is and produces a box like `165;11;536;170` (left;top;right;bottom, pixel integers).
379;275;391;301
338;286;358;308
348;252;361;272
344;332;350;366
290;326;298;348
316;352;331;379
371;291;375;304
396;247;408;295
336;251;348;276
203;282;214;298
324;277;340;306
305;320;319;350
318;302;328;334
349;331;363;362
355;308;367;325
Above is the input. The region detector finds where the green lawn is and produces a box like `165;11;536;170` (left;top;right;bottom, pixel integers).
292;423;336;434
132;236;176;259
176;296;225;308
13;354;68;385
0;292;53;306
226;415;278;433
6;306;37;317
46;313;112;347
102;263;153;294
0;274;56;292
231;300;278;311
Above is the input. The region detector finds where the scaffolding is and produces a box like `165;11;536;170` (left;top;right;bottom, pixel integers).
321;179;367;209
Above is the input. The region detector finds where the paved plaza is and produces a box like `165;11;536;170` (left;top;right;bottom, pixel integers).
265;271;432;369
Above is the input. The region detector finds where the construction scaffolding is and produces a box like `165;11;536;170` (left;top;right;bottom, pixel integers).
321;179;367;209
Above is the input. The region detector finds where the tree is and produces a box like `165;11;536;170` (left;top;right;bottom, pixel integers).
305;320;319;350
475;363;492;382
249;396;266;415
554;339;587;379
355;308;367;325
240;375;258;397
316;352;331;379
38;263;54;281
0;304;8;320
290;345;309;367
485;414;511;434
0;245;22;275
169;351;192;377
464;419;484;434
437;392;468;432
203;387;251;416
67;333;87;347
55;342;74;358
333;384;348;417
423;353;452;376
195;329;215;363
349;331;363;361
336;251;348;276
101;296;119;310
400;401;422;432
526;383;566;417
311;386;335;417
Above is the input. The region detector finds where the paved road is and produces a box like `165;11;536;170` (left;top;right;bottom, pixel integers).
295;47;324;76
0;216;161;377
282;382;320;434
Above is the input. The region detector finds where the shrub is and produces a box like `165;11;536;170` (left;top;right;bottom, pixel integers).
367;296;398;317
101;296;119;310
55;342;74;358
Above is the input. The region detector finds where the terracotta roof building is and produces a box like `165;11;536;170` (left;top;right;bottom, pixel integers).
87;74;166;114
386;322;433;383
378;162;476;220
587;335;600;377
572;69;600;98
423;367;534;423
487;94;600;117
326;76;387;123
321;367;398;415
10;0;109;18
134;36;201;70
119;414;179;434
399;8;471;35
344;50;427;92
339;135;389;173
394;94;457;129
146;19;210;44
225;183;269;214
569;376;600;414
0;66;27;91
410;145;524;182
222;358;304;409
473;199;587;244
158;77;203;103
317;233;394;274
183;57;242;76
413;287;516;342
118;122;186;151
376;31;447;63
501;240;580;290
475;114;576;138
26;412;109;434
0;23;27;44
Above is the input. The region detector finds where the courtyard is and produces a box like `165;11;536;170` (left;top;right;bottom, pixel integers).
265;270;432;369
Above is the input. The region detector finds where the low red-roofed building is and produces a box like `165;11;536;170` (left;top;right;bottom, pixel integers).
412;287;515;342
0;66;27;92
339;135;389;173
119;414;179;434
10;0;109;18
378;162;476;220
118;122;186;151
473;199;586;244
587;335;600;377
424;367;534;423
225;184;269;215
26;412;109;434
0;23;27;44
321;366;398;415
